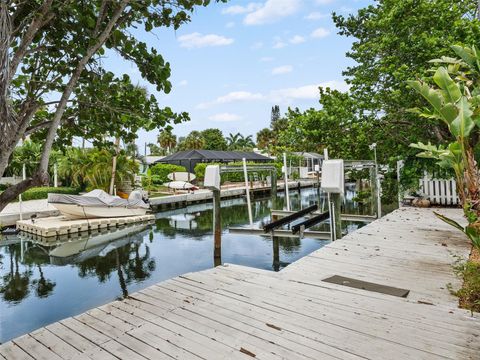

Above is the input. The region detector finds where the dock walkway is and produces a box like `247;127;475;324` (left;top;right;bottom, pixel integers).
1;207;479;359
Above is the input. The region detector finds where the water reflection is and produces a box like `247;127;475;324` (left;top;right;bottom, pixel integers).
0;187;384;343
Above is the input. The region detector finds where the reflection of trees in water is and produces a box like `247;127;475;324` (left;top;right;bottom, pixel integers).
31;264;55;298
0;243;57;303
155;197;274;239
259;236;302;254
77;241;155;299
0;230;155;304
0;245;31;303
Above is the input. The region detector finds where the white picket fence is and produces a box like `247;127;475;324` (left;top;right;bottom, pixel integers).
419;176;459;205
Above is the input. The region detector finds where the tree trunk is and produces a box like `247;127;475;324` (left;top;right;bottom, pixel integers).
0;0;129;212
109;137;120;195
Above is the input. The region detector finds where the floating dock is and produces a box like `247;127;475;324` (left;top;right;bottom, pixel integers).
1;207;479;359
16;214;155;237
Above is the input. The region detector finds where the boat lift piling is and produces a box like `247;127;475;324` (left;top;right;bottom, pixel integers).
242;158;253;227
283;153;290;211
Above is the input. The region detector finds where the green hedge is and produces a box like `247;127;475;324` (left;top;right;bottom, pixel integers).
194;162;282;183
149;163;187;184
21;187;80;201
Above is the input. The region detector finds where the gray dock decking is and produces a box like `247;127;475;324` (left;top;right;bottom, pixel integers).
1;207;479;359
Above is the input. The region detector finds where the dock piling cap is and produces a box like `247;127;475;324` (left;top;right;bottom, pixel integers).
321;160;344;193
204;165;220;190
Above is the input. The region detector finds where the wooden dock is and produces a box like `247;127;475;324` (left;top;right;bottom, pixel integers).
16;215;155;237
1;207;479;359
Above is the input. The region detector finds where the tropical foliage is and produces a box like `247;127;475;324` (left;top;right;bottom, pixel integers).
409;45;480;250
200;128;228;150
57;148;138;192
0;0;225;210
226;132;255;151
177;131;205;150
157;128;177;154
149;164;186;184
194;161;281;183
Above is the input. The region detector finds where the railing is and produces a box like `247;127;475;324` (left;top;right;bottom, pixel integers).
419;176;459;205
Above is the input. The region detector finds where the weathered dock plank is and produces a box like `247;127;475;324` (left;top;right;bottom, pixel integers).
1;207;479;359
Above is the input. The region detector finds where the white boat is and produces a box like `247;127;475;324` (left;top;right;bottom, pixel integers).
48;189;149;220
164;181;197;190
167;172;196;182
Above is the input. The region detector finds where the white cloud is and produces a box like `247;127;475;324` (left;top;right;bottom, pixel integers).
305;12;328;20
197;91;264;109
289;35;306;44
222;3;262;15
269;80;349;103
272;65;293;75
260;56;274;62
178;80;188;86
226;21;235;28
209;113;242;122
244;0;301;25
273;40;287;49
251;41;264;49
311;27;330;38
178;32;234;48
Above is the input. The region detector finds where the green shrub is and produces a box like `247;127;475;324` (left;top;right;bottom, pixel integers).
20;187;80;201
453;260;480;315
194;161;281;183
0;184;9;191
149;164;186;184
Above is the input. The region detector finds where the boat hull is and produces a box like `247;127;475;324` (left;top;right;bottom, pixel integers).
52;203;148;220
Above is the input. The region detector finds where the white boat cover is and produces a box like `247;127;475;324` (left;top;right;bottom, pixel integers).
48;189;149;209
164;181;196;190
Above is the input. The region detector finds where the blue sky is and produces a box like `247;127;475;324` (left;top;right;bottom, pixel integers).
107;0;373;152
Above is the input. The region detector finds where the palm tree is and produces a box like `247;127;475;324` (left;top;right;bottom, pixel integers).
238;134;255;150
256;128;273;150
226;132;241;150
157;129;177;154
181;131;205;150
57;148;138;191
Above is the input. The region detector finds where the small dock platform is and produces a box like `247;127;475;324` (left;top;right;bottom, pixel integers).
16;215;155;237
1;207;479;359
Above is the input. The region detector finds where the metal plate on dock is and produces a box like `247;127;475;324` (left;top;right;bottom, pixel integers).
322;275;410;298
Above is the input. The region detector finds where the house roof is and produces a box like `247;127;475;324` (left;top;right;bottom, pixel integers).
155;150;273;163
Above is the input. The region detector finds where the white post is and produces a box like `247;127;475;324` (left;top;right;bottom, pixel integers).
397;160;404;208
323;148;334;240
373;146;382;218
242;158;253;226
54;163;58;188
19;164;26;221
283;153;290;211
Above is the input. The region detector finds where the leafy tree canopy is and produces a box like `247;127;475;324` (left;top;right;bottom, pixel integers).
0;0;225;210
331;0;480;161
201;128;227;150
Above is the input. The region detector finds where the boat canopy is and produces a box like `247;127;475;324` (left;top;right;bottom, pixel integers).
48;189;149;209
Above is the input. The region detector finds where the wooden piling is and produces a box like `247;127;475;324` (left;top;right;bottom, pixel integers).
272;235;280;271
331;193;342;240
370;167;379;218
213;188;221;258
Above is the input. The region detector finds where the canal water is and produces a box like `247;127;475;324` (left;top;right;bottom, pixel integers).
0;187;382;343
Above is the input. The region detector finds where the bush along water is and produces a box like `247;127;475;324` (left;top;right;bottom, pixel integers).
194;161;282;184
15;187;79;201
149;164;187;184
